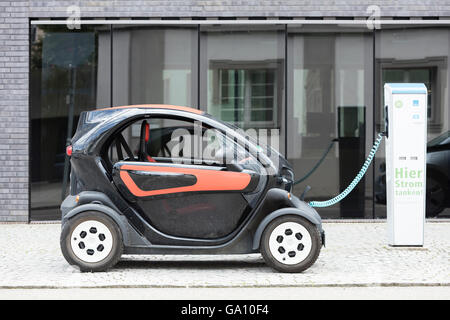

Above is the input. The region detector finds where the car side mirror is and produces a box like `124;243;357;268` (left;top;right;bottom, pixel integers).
226;163;243;172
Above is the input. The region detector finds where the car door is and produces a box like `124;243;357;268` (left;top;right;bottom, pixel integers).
111;117;263;239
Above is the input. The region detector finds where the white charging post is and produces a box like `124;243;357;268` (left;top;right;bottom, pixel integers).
384;83;427;246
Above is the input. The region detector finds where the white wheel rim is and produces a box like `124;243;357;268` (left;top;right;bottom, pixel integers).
70;220;114;263
268;221;312;265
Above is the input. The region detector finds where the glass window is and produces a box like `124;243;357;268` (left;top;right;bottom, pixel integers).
287;26;374;219
29;23;450;222
375;26;450;219
112;26;198;108
200;25;285;154
105;116;262;173
106;117;206;165
30;25;111;220
382;68;434;119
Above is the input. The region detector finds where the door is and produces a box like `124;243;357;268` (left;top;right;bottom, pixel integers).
108;116;263;239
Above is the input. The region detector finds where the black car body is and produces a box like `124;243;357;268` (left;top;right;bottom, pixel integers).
60;105;324;272
376;131;450;217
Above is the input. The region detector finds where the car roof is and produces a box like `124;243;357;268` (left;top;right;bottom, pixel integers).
94;104;204;115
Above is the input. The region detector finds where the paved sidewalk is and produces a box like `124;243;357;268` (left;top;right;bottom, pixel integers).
1;286;449;300
0;222;448;289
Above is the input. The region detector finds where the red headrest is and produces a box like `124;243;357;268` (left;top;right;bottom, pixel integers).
144;122;150;142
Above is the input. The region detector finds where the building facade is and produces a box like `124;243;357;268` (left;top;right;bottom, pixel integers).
0;1;449;222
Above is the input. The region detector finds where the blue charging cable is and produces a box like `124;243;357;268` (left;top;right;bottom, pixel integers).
308;133;385;208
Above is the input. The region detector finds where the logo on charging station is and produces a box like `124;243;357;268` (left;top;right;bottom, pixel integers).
413;100;419;107
395;100;403;108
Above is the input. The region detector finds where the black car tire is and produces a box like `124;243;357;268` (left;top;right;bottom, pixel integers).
260;215;321;273
60;211;123;272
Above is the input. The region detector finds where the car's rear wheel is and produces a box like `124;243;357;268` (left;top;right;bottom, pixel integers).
60;211;123;272
426;175;447;218
260;215;321;273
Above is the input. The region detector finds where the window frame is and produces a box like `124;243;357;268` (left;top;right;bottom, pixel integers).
210;59;284;129
375;56;447;133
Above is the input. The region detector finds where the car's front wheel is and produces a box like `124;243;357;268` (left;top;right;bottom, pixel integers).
60;211;123;272
260;215;322;273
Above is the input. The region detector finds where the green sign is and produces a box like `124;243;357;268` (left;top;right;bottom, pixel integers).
394;167;424;196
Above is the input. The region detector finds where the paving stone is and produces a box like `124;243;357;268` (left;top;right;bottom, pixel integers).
0;222;448;288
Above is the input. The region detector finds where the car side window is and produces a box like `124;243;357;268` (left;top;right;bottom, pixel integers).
147;117;261;169
106;120;141;164
105;115;262;174
106;117;213;165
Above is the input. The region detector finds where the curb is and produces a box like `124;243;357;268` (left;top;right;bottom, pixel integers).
1;283;449;290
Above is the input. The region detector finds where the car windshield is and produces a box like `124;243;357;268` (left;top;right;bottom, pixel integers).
428;131;450;147
214;117;283;158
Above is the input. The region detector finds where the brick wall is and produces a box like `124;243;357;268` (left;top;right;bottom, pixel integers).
0;0;449;222
0;1;29;222
25;1;450;18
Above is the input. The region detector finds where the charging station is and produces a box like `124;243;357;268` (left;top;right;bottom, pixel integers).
384;83;427;246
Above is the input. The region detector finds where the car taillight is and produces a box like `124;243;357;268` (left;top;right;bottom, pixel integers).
66;145;73;156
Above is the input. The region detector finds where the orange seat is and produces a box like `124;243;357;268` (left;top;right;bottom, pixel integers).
139;120;156;162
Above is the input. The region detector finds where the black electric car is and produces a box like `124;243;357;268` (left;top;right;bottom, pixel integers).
376;130;450;217
60;104;325;272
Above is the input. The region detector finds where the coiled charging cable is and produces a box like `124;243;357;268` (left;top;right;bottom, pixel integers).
308;132;385;208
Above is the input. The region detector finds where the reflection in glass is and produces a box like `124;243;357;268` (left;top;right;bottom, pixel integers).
112;26;198;107
109;26;198;174
200;26;285;154
28;23;450;222
287;27;374;218
375;27;450;218
30;25;111;220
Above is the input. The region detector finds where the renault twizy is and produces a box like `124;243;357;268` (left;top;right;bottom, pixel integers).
60;105;325;273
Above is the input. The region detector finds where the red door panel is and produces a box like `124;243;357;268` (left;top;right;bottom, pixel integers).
118;164;252;197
